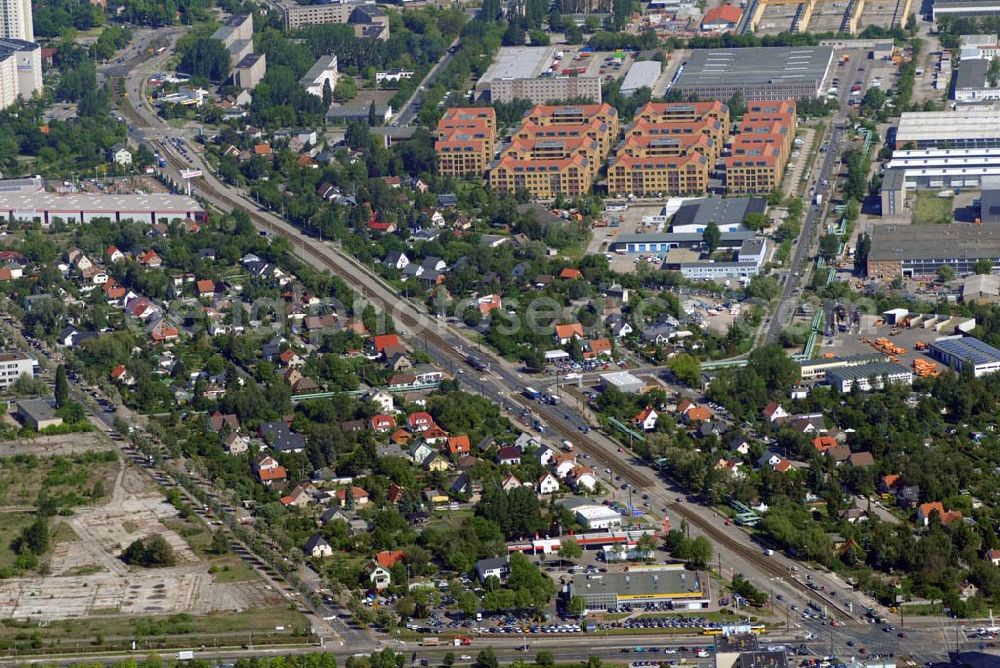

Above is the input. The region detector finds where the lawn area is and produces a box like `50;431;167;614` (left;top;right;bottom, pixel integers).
914;192;954;225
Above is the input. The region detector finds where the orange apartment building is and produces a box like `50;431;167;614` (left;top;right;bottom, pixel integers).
607;101;729;197
489;104;618;198
435;107;497;178
724;100;797;194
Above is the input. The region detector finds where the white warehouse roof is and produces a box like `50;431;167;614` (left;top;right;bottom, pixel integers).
896;109;1000;144
0;192;205;214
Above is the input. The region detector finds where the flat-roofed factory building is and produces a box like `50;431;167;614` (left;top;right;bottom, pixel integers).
671;46;834;101
929;336;1000;377
0;192;207;225
567;564;710;612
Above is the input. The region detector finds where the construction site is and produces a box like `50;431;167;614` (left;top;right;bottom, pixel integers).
748;0;911;34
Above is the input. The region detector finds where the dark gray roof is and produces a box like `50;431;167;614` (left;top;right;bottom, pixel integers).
676;46;833;87
672;197;765;230
870;224;1000;262
955;58;989;90
17;399;58;423
259;421;306;452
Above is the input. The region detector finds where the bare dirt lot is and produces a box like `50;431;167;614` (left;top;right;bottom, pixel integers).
0;464;280;621
0;430;115;457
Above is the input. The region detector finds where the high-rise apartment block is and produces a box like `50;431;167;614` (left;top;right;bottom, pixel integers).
0;0;33;42
0;0;40;111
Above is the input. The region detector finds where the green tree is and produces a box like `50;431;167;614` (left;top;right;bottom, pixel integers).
535;651;555;667
743;212;769;231
178;38;231;83
937;264;956;283
558;539;583;563
566;596;586;617
54;364;69;408
475;648;499;668
702;221;721;253
121;534;177;567
12;516;49;556
819;234;840;261
726;91;746;120
210;531;230;555
748;343;800;393
636;532;657;556
667;353;701;387
854;231;871;275
687;535;712;569
974;258;993;275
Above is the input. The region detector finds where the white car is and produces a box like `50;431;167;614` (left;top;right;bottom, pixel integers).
460;656;472;661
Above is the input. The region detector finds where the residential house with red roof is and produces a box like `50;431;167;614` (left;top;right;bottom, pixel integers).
407;411;434;432
137;250;162;268
149;319;179;343
196;279;216;297
587;338;613;358
371;414;396;432
372;334;400;355
701;3;742;31
446;434;471;456
559;267;582;280
375;549;406;569
762;401;789;422
423;424;450;445
633;406;658;431
812;435;837;453
110;364;134;386
554;323;585;345
917;502;962;526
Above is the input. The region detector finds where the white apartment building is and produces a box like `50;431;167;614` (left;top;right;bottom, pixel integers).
299;55;338;97
0;0;32;42
0;351;33;389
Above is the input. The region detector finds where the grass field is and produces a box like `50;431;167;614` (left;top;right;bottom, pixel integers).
0;512;34;570
0;606;313;653
914;191;954;225
0;452;118;508
210;561;258;583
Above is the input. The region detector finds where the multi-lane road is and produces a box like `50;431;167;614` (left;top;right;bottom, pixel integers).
763;53;868;344
95;32;974;663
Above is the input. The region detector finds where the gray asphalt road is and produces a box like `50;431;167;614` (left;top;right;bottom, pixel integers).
763;54;867;344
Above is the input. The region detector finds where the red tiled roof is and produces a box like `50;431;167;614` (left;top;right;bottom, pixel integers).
702;4;742;24
259;466;287;481
375;550;405;568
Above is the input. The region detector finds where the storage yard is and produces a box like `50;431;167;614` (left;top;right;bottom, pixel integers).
811;309;981;381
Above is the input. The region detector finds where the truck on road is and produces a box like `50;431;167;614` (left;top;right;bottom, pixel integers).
814;194;823;206
177;651;194;661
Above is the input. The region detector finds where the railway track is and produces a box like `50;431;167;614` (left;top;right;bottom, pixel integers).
155;140;850;619
122;82;853;624
667;500;853;621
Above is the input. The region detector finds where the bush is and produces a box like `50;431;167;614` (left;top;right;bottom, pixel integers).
121;534;177;567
